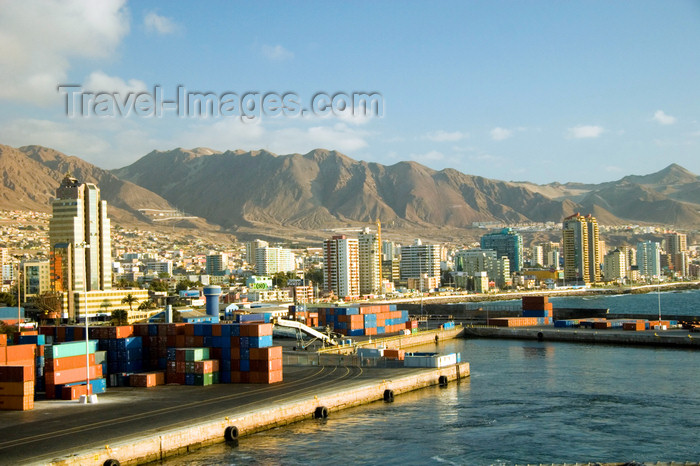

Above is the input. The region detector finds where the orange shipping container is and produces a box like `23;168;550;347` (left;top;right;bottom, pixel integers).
250;346;283;360
61;383;93;400
0;395;34;411
0;334;6;346
45;364;102;385
383;349;405;360
5;344;35;363
0;381;34;396
46;354;96;371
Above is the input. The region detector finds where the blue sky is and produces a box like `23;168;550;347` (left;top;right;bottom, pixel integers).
1;1;699;184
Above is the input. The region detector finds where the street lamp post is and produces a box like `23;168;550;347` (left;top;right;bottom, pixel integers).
16;261;21;333
73;241;96;404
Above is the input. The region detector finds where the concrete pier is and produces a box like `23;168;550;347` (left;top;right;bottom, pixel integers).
463;326;700;348
8;363;469;465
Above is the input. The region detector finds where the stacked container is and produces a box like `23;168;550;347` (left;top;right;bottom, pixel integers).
318;304;409;336
521;296;553;324
0;365;34;410
44;341;105;400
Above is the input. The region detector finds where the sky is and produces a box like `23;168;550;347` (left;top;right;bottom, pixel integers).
1;0;699;184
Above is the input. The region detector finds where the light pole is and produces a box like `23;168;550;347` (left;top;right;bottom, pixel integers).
16;261;21;333
74;241;96;404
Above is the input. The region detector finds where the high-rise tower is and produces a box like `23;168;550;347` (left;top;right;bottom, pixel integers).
562;213;601;284
49;175;112;319
358;227;381;295
323;235;360;298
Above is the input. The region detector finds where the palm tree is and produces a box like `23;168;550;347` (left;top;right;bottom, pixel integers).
121;293;138;313
111;309;129;326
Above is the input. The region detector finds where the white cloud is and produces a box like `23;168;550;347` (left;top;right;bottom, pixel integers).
84;71;147;94
490;127;513;141
0;0;130;105
653;110;676;125
144;12;177;35
567;125;605;139
261;44;294;61
424;130;467;142
177;120;369;155
409;150;444;162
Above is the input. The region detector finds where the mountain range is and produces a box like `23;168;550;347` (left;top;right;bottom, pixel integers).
2;144;699;235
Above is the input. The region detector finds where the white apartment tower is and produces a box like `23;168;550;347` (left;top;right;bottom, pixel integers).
323;236;360;298
400;239;441;283
603;248;628;281
255;246;296;276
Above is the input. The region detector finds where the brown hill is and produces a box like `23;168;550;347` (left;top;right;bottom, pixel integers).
111;148;581;230
0;144;211;228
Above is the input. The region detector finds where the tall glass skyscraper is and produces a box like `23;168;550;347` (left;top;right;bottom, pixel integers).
480;228;523;272
49;175;112;319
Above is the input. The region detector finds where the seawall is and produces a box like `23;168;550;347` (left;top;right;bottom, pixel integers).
47;363;470;465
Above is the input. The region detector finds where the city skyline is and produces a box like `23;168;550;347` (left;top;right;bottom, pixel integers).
1;1;699;184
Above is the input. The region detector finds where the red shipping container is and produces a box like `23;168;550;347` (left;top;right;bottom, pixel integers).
250;358;282;372
230;347;240;360
176;361;186;373
0;395;34;410
212;324;222;337
45;364;102;385
46;354;96;371
248;369;283;384
230;371;249;383
184;324;195;336
0;365;33;382
194;360;214;374
383;349;405;360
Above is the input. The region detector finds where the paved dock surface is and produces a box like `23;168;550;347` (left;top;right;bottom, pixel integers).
0;365;435;464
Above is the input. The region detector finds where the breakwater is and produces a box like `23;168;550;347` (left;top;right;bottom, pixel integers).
463;326;700;348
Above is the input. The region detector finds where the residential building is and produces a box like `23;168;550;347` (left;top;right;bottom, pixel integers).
480;228;523;272
531;245;544;267
400;239;441;291
454;248;511;289
245;239;268;266
636;241;661;279
323;235;360;298
358;227;381;295
603;249;627;281
562;213;601;284
205;252;228;275
541;241;560;269
22;260;51;298
254;247;295;276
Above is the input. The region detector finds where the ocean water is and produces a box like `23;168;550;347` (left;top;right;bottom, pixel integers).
160;292;700;465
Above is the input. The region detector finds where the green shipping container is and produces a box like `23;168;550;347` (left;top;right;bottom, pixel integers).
46;340;98;359
194;373;214;386
185;348;210;361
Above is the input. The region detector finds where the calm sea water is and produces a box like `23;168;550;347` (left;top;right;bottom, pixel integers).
161;292;700;465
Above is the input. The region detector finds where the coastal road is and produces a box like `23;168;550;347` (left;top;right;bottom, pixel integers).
0;365;408;464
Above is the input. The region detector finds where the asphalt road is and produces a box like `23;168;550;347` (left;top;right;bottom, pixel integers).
0;365;411;464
